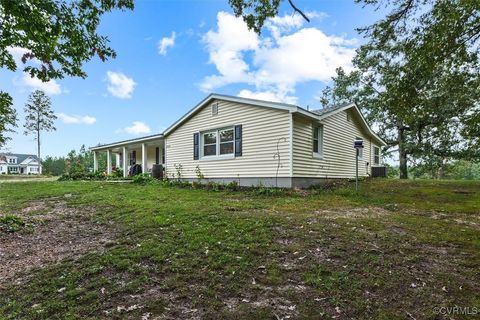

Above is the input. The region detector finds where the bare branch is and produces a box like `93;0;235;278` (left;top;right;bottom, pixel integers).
287;0;310;22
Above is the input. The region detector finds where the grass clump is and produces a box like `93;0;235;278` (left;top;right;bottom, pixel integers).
0;214;26;233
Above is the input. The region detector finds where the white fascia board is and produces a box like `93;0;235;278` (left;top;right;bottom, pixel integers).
20;157;33;165
90;134;164;151
316;103;356;120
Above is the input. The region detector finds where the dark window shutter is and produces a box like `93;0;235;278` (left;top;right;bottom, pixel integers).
193;133;199;160
155;147;160;164
234;125;242;157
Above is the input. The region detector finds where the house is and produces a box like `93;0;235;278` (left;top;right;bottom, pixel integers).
90;94;386;188
0;153;42;175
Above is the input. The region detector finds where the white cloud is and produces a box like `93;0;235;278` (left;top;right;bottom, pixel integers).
265;11;326;39
238;89;298;104
57;113;96;125
7;47;37;66
200;12;357;103
200;12;259;91
16;73;62;95
8;47;63;95
106;71;136;99
158;32;176;56
124;121;151;135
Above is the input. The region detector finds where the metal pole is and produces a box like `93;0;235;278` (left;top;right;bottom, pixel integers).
356;148;359;192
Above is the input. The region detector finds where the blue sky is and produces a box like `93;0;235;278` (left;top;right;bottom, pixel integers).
1;0;385;157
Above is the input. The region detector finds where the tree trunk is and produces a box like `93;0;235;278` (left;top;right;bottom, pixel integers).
397;123;408;179
37;128;40;161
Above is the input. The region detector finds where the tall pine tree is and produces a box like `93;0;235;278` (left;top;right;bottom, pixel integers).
24;90;57;165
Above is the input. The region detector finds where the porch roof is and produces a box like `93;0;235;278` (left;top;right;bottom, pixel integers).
90;133;164;151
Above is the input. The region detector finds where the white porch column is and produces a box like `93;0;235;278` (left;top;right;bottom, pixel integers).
93;151;98;172
122;147;128;178
115;153;121;167
106;149;112;174
142;143;147;174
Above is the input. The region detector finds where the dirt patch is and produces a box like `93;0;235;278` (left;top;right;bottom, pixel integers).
314;207;392;219
0;200;116;288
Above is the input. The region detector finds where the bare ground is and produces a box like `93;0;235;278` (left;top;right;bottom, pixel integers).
0;198;116;288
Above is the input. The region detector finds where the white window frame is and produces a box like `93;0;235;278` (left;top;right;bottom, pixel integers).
9;166;18;172
373;146;380;165
8;158;16;164
200;126;235;161
312;125;324;159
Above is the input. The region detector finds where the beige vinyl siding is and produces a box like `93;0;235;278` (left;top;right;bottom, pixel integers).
165;99;291;179
293;110;382;178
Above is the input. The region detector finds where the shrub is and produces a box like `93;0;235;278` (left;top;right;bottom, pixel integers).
205;181;222;191
132;173;155;184
225;180;240;191
0;215;26;233
110;166;123;178
192;181;203;189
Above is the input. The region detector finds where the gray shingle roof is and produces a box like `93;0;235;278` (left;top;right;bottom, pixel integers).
0;153;39;164
310;102;352;116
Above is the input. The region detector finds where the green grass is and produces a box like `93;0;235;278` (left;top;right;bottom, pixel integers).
0;179;478;319
0;214;26;232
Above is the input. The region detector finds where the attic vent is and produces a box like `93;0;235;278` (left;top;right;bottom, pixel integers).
347;112;351;122
211;103;218;115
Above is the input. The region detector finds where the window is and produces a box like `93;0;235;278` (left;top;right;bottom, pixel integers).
312;125;324;158
374;146;380;165
201;127;234;158
203;131;217;156
31;167;38;173
9;167;18;172
219;128;234;155
347;112;351;122
8;158;16;164
356;137;363;159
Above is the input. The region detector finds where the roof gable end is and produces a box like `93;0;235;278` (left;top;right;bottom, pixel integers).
163;94;302;136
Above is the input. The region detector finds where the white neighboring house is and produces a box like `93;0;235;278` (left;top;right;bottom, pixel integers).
90;94;387;188
0;153;42;175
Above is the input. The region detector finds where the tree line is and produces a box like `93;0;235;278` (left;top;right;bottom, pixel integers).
42;145;106;177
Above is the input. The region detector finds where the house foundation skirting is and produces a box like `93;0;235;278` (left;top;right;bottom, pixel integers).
176;177;348;188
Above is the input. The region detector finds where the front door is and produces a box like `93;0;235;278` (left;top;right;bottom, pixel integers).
20;167;24;174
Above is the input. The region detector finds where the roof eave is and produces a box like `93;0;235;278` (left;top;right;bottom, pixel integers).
89;134;164;151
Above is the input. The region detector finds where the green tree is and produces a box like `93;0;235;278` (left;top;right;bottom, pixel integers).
0;92;16;148
229;0;309;33
228;0;479;180
42;155;66;176
321;0;480;179
23;90;57;162
0;0;134;142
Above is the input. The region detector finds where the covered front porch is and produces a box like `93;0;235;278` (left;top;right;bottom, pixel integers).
90;134;165;178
